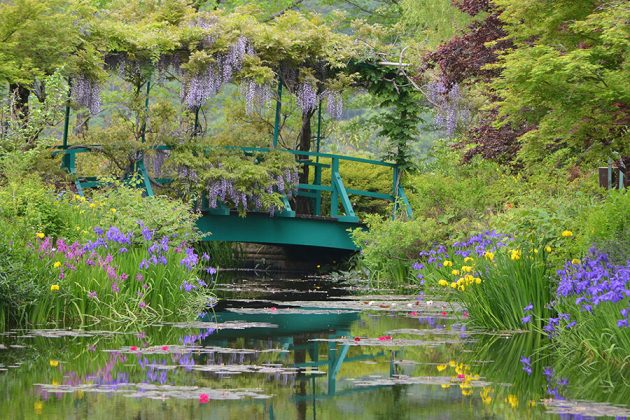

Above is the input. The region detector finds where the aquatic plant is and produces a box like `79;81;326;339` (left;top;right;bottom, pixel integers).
413;230;554;330
30;223;216;326
549;248;630;369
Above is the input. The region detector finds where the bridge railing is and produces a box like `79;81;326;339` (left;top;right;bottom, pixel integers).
52;145;413;221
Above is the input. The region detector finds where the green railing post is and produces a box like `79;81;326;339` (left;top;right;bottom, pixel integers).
272;75;283;148
314;164;322;216
61;78;72;171
193;106;200;137
141;79;151;143
392;166;400;219
607;158;613;190
330;157;339;217
138;78;154;196
316;101;322;163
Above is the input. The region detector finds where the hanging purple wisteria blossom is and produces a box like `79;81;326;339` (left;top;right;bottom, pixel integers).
224;36;248;79
72;75;101;115
104;53;127;77
242;80;272;115
182;36;253;109
203;167;299;214
426;79;470;136
182;65;221;109
156;53;183;82
325;90;343;119
190;16;219;48
296;82;318;113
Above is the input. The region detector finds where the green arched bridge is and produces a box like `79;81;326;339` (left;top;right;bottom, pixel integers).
55;146;412;251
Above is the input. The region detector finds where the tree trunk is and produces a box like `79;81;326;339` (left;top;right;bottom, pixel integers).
74;111;90;138
9;83;30;124
296;109;315;214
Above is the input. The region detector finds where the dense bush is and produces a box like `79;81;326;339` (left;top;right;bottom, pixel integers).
351;214;445;288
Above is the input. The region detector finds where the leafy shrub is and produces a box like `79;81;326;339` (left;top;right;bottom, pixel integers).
579;190;630;263
351;215;445;288
0;224;51;330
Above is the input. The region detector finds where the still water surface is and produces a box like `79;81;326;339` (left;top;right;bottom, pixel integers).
1;276;629;419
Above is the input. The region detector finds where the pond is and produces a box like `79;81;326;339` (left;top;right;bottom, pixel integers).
2;275;629;419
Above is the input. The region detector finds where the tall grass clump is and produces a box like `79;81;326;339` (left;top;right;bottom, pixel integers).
29;224;216;326
413;231;554;330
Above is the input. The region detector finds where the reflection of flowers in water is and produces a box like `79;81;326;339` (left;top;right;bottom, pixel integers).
543;366;568;400
40;352;128;401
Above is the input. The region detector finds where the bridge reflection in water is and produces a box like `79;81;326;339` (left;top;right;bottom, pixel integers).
201;306;406;420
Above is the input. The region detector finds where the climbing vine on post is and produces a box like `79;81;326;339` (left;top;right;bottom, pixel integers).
351;61;423;171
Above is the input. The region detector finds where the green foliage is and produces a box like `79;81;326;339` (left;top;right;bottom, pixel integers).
399;0;473;48
409;145;517;234
167;145;297;215
0;223;51;330
0;0;101;85
351;214;445;288
351;62;425;169
0;70;68;150
85;181;202;241
579;190;630;263
490;0;630;166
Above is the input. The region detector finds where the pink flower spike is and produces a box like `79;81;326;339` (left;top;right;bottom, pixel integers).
161;346;169;351
463;311;469;318
130;346;138;351
377;335;392;341
199;393;209;404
